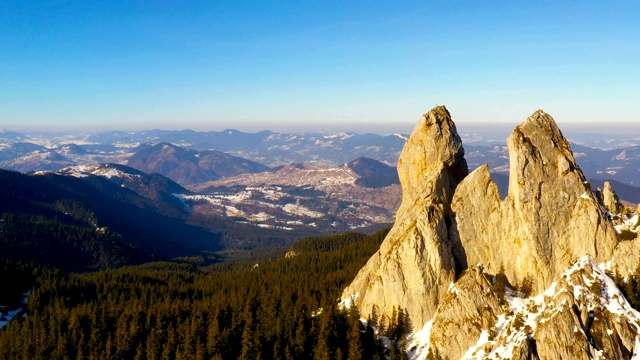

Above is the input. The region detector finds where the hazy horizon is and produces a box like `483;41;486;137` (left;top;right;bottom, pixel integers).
4;120;640;139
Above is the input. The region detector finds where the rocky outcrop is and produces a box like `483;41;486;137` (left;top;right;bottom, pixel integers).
340;106;468;327
427;266;504;359
452;110;619;294
597;181;623;214
342;106;640;359
446;257;640;360
613;238;640;276
507;258;639;359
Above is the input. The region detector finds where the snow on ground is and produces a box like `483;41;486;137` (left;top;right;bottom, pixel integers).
403;257;640;359
103;168;122;179
581;192;593;200
282;203;324;218
614;213;640;233
338;293;359;310
0;291;30;329
248;212;273;222
0;307;23;329
60;164;142;180
323;132;354;140
256;224;293;230
406;320;433;360
225;206;246;218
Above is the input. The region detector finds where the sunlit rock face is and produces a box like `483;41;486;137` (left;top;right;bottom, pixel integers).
342;106;640;359
340;106;468;327
452;110;619;294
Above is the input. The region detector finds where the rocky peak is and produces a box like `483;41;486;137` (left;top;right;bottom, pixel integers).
397;105;467;206
453;109;619;294
506;109;578;208
341;105;468;326
342;107;639;358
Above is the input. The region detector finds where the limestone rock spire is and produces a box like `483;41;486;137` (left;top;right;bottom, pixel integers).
340;105;468;326
452;109;619;293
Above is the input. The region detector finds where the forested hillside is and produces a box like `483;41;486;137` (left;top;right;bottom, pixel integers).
0;228;416;360
0;169;320;266
0;213;149;272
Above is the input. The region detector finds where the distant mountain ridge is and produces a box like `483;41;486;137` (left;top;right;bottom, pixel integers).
347;157;399;188
0;165;327;270
0;127;639;198
57;163;190;206
125;142;270;186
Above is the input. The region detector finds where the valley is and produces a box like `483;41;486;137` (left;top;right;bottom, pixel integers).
3;1;637;358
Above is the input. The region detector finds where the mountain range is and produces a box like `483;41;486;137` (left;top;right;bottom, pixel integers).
1;109;640;358
1;126;639;188
1;125;639;248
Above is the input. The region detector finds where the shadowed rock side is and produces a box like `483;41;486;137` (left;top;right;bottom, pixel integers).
340;106;468;327
452;110;619;293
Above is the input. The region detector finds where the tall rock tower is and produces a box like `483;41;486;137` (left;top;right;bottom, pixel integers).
340;106;468;327
342;107;622;329
452;110;619;293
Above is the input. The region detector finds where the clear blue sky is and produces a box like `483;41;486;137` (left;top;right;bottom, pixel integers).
1;1;638;133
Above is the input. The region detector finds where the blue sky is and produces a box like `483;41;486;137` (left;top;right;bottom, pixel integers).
1;1;638;133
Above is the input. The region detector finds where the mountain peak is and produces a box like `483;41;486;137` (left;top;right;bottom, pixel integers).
342;106;469;326
397;105;467;204
456;109;618;293
342;106;635;356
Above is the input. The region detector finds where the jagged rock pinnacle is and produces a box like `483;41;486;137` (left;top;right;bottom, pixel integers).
397;105;466;205
342;106;638;358
452;109;619;293
340;105;468;327
601;181;622;214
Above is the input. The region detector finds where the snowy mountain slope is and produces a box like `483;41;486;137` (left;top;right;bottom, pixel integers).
405;257;640;360
57;163;189;206
184;159;401;231
0;150;75;172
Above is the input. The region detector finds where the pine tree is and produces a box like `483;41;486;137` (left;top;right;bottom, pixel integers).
240;309;262;360
369;305;379;329
347;305;363;360
314;311;331;360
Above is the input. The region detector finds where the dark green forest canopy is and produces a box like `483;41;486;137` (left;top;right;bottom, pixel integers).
0;228;418;360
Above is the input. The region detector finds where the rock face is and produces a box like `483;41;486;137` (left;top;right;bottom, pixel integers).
342;106;640;358
452;110;619;293
427;266;504;360
498;257;639;360
423;257;640;360
340;106;468;327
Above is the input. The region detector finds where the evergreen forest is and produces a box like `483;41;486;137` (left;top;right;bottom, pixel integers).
0;227;416;359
